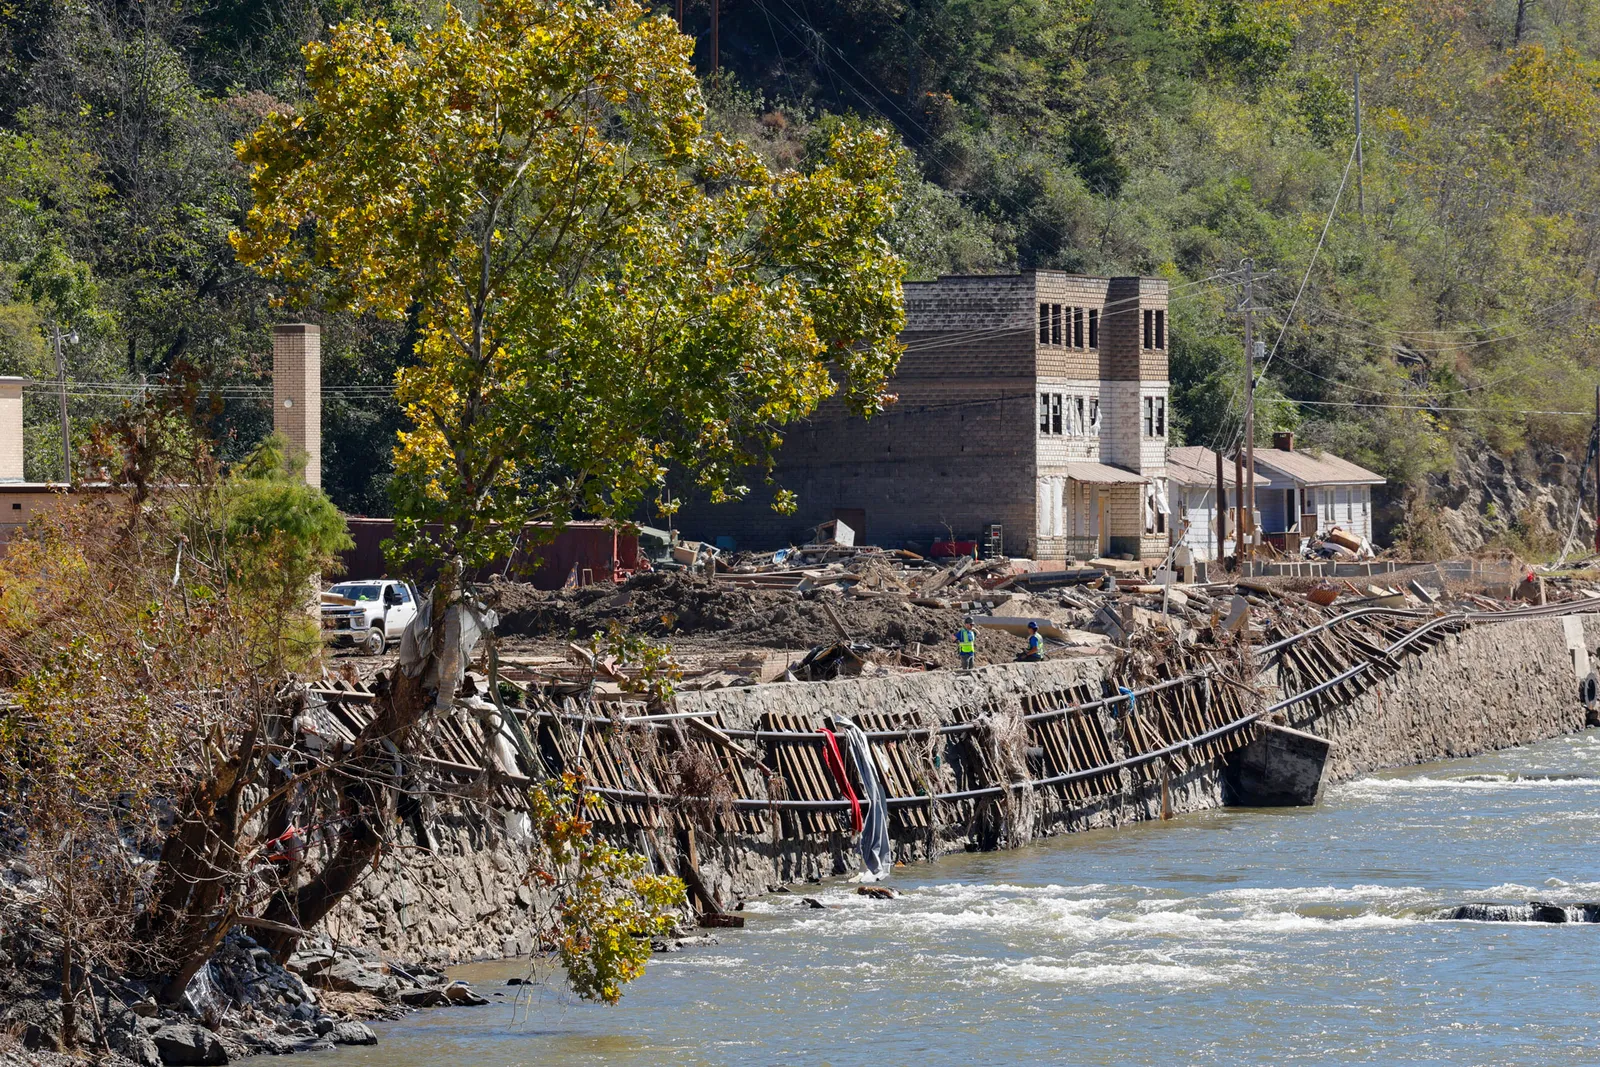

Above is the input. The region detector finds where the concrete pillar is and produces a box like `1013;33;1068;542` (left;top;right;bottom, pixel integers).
272;324;321;488
0;376;24;482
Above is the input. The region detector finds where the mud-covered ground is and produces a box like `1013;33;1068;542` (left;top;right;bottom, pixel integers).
479;571;1035;667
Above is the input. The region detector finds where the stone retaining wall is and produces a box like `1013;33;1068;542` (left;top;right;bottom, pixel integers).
1283;614;1599;783
330;613;1600;965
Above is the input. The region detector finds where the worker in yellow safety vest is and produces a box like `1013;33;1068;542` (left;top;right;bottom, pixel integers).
957;617;977;670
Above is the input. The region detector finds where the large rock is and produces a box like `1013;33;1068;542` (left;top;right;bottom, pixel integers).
105;1007;163;1067
151;1023;229;1065
444;981;488;1006
315;959;394;997
330;1021;379;1045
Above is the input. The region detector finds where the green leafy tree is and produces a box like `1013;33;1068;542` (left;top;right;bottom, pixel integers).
232;0;905;999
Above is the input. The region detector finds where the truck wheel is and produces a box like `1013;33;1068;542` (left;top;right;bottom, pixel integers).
362;627;385;656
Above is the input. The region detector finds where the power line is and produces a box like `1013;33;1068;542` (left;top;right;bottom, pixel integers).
1291;399;1589;417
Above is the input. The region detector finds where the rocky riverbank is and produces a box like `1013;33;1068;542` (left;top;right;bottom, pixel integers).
0;859;493;1066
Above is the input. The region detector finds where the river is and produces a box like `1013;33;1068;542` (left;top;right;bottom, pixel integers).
311;730;1600;1066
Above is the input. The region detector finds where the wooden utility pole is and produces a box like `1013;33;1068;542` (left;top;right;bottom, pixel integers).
711;0;720;86
1215;444;1226;564
1242;259;1257;564
1354;71;1365;220
677;0;684;30
1233;448;1244;566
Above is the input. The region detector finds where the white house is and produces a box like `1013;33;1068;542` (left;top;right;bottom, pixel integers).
1251;433;1384;544
1165;436;1384;560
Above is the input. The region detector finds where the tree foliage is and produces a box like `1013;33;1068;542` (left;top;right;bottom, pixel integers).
233;0;907;575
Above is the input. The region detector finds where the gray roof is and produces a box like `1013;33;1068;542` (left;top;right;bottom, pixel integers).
1165;446;1279;489
1251;448;1385;487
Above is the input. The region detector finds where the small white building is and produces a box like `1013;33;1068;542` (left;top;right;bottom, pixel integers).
1166;436;1384;559
1251;433;1384;545
1165;445;1275;561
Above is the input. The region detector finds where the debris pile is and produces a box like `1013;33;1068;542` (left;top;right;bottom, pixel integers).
468;541;1600;689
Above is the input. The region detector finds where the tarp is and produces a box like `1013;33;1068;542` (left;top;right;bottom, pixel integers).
839;720;891;880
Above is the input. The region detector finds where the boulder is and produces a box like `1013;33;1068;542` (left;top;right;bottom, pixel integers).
330;1021;379;1046
444;981;489;1006
316;959;394;997
398;987;450;1007
151;1023;228;1066
104;1008;162;1067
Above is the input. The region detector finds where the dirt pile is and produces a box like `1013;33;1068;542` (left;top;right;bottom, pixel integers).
489;571;1019;659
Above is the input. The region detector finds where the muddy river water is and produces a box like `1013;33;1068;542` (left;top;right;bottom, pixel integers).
307;731;1600;1066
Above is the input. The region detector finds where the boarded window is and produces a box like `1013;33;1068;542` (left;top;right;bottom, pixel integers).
1088;308;1099;348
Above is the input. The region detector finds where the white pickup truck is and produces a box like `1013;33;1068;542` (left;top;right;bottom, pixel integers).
321;579;420;655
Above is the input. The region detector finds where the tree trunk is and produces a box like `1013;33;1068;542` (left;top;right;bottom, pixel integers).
256;663;434;961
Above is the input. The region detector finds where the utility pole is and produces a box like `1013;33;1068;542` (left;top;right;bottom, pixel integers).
711;0;720;87
1241;259;1257;565
1354;70;1365;220
51;321;72;483
1214;444;1225;565
676;0;684;30
1593;384;1599;553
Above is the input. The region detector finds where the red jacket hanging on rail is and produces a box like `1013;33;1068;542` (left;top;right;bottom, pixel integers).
818;728;864;834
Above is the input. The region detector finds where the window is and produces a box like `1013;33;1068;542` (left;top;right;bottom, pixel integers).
1154;309;1166;350
1088;308;1099;348
1050;304;1063;346
1039;392;1064;435
1039;304;1050;345
1073;307;1084;348
1088;396;1100;431
1143;309;1153;348
1143;396;1166;438
1073;396;1085;437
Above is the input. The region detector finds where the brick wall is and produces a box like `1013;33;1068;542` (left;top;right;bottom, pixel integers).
272;324;321;488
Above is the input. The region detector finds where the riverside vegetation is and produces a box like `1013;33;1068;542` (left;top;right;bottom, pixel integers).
1;0;910;1057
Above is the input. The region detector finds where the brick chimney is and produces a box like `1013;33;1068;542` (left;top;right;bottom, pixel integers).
272;324;321;488
1273;431;1295;452
0;377;23;482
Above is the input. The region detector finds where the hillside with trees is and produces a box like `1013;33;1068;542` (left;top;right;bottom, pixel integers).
2;0;1599;550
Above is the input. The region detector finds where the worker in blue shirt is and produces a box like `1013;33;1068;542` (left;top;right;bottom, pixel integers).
956;617;977;670
1016;620;1045;662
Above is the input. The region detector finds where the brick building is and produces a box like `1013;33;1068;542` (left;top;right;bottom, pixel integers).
676;270;1172;561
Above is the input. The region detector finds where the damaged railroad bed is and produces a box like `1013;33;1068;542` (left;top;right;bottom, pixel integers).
311;597;1600;957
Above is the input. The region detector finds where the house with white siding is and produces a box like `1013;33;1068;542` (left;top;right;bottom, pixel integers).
1251;433;1384;545
1165;435;1384;559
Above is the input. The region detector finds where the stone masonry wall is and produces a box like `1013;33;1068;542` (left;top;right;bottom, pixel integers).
1282;614;1600;782
331;613;1600;965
